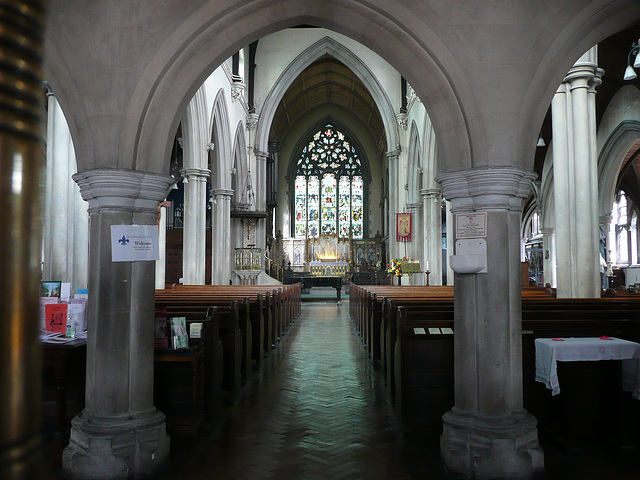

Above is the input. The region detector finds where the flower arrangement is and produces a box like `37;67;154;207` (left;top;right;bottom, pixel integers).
387;257;408;276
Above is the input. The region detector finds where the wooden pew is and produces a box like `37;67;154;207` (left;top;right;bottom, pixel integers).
153;306;224;434
370;295;640;437
160;283;301;348
158;301;243;405
160;298;251;388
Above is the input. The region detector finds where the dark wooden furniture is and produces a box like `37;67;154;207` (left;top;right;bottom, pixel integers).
348;285;640;443
41;338;87;469
301;276;343;300
154;345;205;440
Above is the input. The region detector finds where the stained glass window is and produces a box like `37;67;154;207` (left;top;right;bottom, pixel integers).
294;176;306;238
293;124;364;239
308;175;320;238
351;175;363;239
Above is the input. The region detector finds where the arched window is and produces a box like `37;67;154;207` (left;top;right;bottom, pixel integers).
609;190;639;266
293;124;364;239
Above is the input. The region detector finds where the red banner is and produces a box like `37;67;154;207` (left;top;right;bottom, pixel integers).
396;213;412;242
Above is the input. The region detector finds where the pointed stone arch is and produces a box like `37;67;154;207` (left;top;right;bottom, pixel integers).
406;121;422;205
231;121;249;206
255;36;400;156
209;89;232;190
183;86;209;171
598;120;640;218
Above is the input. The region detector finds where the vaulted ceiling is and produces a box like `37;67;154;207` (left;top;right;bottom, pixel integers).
269;55;385;153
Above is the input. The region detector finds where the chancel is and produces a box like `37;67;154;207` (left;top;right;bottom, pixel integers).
3;2;640;480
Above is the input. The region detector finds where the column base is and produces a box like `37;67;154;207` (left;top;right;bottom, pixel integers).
63;409;169;479
441;409;544;480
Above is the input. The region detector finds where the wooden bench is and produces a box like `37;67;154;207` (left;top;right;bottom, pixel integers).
362;294;640;438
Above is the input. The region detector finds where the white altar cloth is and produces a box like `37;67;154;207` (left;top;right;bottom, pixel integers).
535;337;640;399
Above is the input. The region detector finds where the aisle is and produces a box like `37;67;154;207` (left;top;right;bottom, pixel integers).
161;301;448;480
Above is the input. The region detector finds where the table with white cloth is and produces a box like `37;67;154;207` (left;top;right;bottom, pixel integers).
535;337;640;399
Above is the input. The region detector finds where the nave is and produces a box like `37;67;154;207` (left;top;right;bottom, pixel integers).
157;295;448;479
150;291;638;480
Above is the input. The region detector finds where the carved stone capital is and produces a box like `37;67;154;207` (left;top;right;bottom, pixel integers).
599;213;613;227
396;112;408;130
386;149;401;160
436;167;536;214
182;167;211;181
73;169;174;214
212;188;234;198
420;187;442;199
231;79;245;102
254;149;269;161
246;112;259;131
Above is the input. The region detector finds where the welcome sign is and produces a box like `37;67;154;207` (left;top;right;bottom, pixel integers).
111;225;159;262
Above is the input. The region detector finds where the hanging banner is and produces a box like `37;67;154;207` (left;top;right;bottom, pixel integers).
396;213;412;242
111;225;159;262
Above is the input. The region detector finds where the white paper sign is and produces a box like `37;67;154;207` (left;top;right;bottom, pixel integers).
111;225;159;262
456;213;487;238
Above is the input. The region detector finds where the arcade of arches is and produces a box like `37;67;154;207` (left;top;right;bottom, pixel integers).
3;2;640;479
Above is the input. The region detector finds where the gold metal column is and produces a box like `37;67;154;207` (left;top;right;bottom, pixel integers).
0;2;47;479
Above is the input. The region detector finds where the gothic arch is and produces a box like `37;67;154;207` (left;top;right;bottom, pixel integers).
209;89;232;190
420;112;438;182
182;86;209;171
520;2;640;169
231;121;249;206
255;36;400;156
79;0;473;175
406;121;422;204
598;120;640;220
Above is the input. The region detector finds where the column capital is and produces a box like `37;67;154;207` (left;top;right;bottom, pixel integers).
563;53;603;91
254;149;269;160
396;112;408;130
599;213;613;227
182;166;210;180
420;187;442;199
540;227;555;235
246;112;259;131
386;149;401;160
436;167;536;214
212;188;234;198
73;168;174;214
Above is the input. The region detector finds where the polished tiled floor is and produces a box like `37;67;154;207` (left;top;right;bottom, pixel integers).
159;299;450;479
47;291;640;479
155;294;640;480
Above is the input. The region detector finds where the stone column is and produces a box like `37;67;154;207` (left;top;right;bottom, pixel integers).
255;150;268;255
211;188;234;284
43;93;89;291
63;169;172;479
445;200;455;285
421;187;443;285
182;167;209;284
541;227;556;287
156;203;168;289
599;214;613;288
405;202;422;258
436;167;543;480
0;4;46;477
386;150;401;259
552;48;603;298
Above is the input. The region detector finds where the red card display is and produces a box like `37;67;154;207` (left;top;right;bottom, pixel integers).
45;303;68;333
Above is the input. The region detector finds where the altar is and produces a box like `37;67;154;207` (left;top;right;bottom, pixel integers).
282;235;384;274
309;261;348;277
